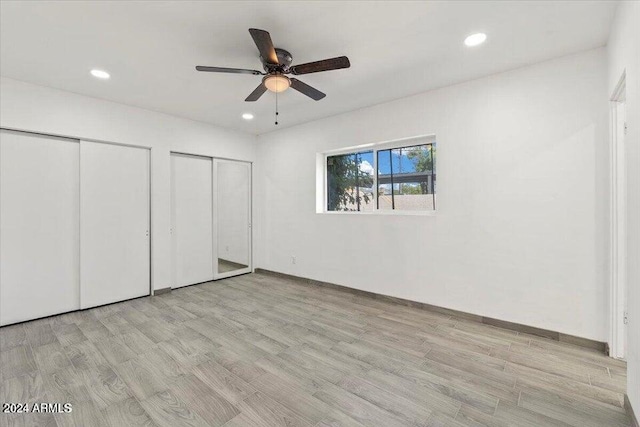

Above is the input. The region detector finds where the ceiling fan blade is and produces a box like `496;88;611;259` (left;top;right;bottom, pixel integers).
289;78;326;101
196;66;263;75
245;83;267;102
290;56;350;75
249;28;279;65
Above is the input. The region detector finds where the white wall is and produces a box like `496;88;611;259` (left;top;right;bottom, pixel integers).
607;0;640;415
0;77;257;291
256;48;609;341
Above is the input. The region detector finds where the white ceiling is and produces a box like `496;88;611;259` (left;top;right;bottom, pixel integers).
0;1;617;135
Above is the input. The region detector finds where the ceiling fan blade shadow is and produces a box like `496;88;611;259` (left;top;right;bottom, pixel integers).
290;56;350;75
290;78;326;101
245;83;267;102
196;66;263;75
249;28;279;65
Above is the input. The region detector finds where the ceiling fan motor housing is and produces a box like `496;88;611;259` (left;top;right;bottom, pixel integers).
262;48;293;72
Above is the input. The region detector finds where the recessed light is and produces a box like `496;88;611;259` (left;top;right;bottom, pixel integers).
242;113;254;120
90;69;110;79
464;33;487;47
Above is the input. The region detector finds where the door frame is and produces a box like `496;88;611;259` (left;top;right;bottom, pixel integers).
609;72;627;359
212;158;253;280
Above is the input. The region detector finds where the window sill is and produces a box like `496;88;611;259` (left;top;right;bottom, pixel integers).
317;210;437;217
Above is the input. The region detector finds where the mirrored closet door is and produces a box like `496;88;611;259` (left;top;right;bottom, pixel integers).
213;159;252;279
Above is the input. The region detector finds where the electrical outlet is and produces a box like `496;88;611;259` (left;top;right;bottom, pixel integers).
292;256;296;264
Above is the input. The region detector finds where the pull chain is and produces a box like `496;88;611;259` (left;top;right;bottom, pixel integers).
275;79;279;126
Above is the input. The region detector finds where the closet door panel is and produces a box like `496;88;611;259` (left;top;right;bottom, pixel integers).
214;159;251;279
0;130;80;325
171;153;214;288
80;141;150;308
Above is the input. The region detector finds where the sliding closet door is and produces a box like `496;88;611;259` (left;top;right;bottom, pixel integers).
214;159;252;279
0;130;80;325
171;153;214;288
80;141;150;308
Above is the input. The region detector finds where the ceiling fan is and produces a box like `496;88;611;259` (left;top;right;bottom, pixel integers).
196;28;350;102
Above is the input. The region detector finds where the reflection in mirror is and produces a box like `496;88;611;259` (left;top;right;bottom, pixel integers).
217;161;250;274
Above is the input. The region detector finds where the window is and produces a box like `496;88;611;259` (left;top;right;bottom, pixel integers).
377;143;435;211
327;151;374;211
325;137;436;213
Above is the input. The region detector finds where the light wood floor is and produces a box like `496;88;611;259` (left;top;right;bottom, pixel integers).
0;273;631;427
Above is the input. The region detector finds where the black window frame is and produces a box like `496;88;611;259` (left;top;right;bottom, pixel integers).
326;150;374;212
376;142;436;211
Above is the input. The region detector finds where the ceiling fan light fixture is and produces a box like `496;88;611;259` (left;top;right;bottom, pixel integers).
264;74;290;93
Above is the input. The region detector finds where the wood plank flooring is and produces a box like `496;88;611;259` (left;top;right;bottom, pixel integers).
0;272;631;426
